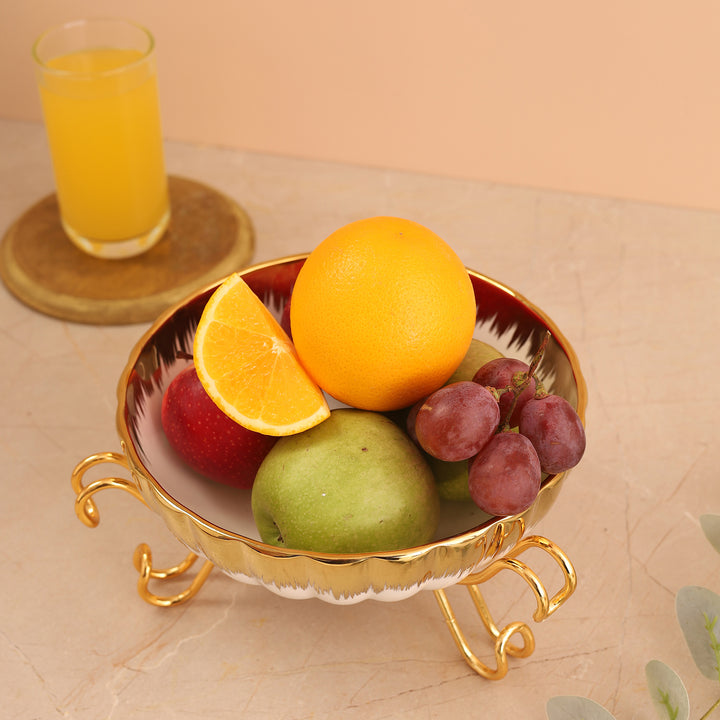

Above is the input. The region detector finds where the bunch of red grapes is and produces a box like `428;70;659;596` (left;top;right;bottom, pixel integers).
407;333;585;516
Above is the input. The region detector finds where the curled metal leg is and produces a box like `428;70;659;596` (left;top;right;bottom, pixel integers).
434;534;576;680
71;451;146;527
434;586;535;680
71;452;214;606
133;543;214;607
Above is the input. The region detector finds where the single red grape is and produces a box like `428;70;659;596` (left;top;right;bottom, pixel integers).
414;381;500;462
472;357;537;426
468;431;542;515
518;393;586;474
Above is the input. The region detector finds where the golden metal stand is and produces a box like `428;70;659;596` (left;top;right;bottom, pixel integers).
71;453;576;678
433;535;576;679
71;452;214;607
132;543;214;608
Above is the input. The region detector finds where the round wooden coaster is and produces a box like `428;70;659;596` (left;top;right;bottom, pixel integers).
0;175;255;325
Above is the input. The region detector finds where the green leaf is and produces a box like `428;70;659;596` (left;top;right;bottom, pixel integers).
645;660;690;720
546;696;617;720
676;586;720;681
700;515;720;556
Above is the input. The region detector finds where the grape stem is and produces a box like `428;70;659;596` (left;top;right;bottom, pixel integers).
499;331;551;430
526;331;550;383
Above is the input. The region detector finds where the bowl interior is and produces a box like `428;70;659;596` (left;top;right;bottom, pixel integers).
119;256;586;552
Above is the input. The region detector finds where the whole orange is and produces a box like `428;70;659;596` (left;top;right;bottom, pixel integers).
290;216;477;411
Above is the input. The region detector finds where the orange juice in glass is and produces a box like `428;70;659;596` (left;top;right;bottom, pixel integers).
33;19;169;259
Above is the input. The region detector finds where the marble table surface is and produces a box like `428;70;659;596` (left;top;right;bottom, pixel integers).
2;117;719;719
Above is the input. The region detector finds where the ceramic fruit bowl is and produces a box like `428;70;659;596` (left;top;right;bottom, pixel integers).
72;254;587;680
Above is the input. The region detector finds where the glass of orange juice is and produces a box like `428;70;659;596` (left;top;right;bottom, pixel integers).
33;18;170;259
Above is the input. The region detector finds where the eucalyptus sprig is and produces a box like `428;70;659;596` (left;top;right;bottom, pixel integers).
546;514;720;720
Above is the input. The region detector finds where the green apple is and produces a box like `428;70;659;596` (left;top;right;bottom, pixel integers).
251;409;439;553
446;338;504;384
428;456;472;502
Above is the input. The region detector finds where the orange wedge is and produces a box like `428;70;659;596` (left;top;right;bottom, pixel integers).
193;273;330;436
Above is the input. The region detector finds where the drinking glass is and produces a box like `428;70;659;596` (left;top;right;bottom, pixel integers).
33;18;170;259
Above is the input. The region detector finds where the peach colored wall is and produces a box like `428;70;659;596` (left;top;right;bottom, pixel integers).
1;1;719;212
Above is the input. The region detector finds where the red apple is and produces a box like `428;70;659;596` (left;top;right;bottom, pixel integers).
161;366;277;488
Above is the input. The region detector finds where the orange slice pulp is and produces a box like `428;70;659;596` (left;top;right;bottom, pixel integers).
193;273;330;436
